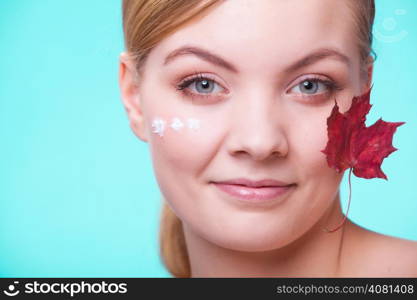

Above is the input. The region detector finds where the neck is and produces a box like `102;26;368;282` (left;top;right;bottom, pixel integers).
183;192;350;277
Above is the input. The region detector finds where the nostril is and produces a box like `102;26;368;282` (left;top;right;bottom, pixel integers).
231;148;285;161
271;151;284;158
227;125;289;161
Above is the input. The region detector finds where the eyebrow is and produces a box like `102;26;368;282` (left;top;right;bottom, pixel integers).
164;45;238;73
284;48;351;73
163;45;351;73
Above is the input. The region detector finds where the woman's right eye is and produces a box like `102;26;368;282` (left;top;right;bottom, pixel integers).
176;74;227;101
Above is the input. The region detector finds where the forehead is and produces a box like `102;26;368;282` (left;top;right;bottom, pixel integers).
149;0;358;74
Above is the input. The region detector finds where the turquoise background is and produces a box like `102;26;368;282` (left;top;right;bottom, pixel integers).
0;0;416;277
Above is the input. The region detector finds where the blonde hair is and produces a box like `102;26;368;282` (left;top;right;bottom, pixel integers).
121;0;376;278
347;0;376;79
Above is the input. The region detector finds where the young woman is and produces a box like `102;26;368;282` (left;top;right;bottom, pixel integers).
119;0;417;277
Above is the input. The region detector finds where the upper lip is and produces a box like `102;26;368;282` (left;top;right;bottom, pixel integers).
213;178;294;188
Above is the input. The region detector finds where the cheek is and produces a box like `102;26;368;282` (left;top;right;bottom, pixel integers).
147;114;223;183
291;113;328;168
147;113;227;221
290;110;343;210
288;108;342;188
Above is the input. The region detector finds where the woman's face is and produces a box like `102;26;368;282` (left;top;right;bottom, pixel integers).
122;0;369;251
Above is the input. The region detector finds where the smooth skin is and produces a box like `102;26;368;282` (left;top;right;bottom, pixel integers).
119;0;417;277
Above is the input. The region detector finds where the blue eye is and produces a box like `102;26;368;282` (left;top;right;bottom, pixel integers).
176;73;226;101
293;79;328;95
301;80;319;94
287;76;344;103
194;79;216;93
177;75;223;94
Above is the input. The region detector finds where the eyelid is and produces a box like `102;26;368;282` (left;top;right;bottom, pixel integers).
178;72;228;89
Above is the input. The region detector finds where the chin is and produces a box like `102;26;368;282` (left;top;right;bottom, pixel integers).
216;235;293;253
198;221;299;253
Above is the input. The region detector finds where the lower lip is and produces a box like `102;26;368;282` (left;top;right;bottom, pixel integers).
213;183;295;205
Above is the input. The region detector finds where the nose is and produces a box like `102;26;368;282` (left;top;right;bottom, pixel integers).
226;92;289;161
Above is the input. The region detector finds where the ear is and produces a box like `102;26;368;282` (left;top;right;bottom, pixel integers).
362;56;374;92
119;52;148;142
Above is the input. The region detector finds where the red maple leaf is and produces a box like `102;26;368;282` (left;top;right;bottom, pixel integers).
320;87;405;233
321;87;405;180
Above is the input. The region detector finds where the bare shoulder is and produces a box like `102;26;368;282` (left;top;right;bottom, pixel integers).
340;222;417;277
366;230;417;276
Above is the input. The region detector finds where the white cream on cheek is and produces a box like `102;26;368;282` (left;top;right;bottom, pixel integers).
151;117;201;137
170;117;184;131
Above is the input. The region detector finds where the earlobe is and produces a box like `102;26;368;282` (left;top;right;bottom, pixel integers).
367;63;373;89
119;52;149;142
364;58;374;92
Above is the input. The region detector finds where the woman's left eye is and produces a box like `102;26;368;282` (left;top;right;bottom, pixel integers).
289;79;333;95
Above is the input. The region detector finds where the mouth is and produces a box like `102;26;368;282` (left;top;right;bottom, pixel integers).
211;178;296;204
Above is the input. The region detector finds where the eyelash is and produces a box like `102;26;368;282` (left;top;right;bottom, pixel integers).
175;73;343;102
176;73;223;102
289;75;343;102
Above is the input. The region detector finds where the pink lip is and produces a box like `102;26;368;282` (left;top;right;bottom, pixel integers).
212;178;296;204
216;178;292;187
